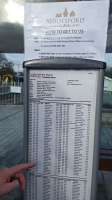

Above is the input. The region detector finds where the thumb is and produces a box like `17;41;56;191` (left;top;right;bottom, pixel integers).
1;180;19;196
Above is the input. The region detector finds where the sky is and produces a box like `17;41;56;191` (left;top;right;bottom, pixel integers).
5;53;24;72
0;0;24;52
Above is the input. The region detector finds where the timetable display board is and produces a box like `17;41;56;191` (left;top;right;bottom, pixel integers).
24;58;105;200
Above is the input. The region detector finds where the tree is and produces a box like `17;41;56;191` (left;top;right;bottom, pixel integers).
0;59;14;85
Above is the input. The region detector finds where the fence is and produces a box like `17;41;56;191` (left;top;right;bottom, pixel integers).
0;81;23;105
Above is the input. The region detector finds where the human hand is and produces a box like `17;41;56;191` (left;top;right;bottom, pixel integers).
0;163;34;197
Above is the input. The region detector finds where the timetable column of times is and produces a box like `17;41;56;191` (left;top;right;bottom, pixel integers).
43;102;55;200
72;103;91;200
73;103;91;178
27;101;39;200
28;101;48;200
55;103;69;176
53;103;69;200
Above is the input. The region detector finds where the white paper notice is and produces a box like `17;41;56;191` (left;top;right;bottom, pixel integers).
24;1;109;61
26;69;98;200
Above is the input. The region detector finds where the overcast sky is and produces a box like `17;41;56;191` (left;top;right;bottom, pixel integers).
6;53;24;72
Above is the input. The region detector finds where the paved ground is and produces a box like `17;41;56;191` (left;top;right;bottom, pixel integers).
0;105;24;167
0;105;112;200
0;105;24;200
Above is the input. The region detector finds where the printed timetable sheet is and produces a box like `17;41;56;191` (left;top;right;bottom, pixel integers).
24;1;109;61
26;69;98;200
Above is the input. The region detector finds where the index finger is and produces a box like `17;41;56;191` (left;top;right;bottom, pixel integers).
5;163;35;176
